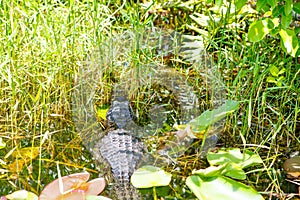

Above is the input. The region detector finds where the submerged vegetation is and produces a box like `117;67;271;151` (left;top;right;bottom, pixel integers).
0;0;299;199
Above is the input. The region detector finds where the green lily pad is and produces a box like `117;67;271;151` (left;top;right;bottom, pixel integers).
86;195;112;200
131;165;172;188
188;100;239;132
186;175;264;200
5;190;38;200
193;165;224;177
194;163;246;180
207;148;263;169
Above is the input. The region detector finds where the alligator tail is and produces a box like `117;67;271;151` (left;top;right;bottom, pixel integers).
114;180;141;200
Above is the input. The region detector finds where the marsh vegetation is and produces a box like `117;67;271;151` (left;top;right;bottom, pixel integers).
0;0;299;199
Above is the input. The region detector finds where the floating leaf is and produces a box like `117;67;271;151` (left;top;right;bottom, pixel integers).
188;100;239;132
194;163;246;180
207;148;263;169
5;190;38;200
186;175;264;200
86;195;112;200
131;165;172;188
39;172;106;200
193;165;224;177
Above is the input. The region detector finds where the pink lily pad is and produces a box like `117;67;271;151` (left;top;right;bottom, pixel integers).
39;172;106;200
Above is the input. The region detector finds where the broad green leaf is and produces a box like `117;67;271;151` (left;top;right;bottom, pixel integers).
248;19;270;42
194;162;246;180
207;148;263;169
266;0;277;9
193;165;225;177
186;175;264;200
223;163;246;180
271;18;280;28
5;190;38;200
86;195;112;200
281;13;293;28
294;2;300;14
131;165;172;188
272;4;284;17
284;0;293;15
269;65;279;77
265;18;275;29
266;76;277;84
270;26;280;37
279;29;299;57
188;100;239;132
235;0;247;11
256;0;269;12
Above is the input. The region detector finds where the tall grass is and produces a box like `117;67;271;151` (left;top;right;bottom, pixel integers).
0;0;116;194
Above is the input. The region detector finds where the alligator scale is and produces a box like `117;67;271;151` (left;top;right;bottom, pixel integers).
97;95;144;199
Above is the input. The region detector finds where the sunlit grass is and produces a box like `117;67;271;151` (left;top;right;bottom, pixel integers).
0;0;114;194
0;0;299;199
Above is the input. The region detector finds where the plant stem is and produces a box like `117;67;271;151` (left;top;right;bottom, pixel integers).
153;186;157;200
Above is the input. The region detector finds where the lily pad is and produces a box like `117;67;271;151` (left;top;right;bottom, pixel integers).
39;172;106;200
193;163;246;180
207;148;263;169
5;190;38;200
188;100;239;133
86;195;112;200
131;165;172;188
186;175;264;200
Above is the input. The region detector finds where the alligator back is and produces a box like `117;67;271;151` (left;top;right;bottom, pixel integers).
99;130;144;199
98;90;144;199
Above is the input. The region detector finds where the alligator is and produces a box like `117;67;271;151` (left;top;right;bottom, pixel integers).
97;93;144;200
72;29;225;200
